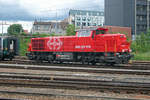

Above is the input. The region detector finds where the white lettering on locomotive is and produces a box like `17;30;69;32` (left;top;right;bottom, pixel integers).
75;45;91;49
47;37;63;50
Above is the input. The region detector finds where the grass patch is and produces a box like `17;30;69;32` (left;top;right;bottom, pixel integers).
132;52;150;61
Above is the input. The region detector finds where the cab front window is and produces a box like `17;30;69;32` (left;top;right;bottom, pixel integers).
96;30;105;35
77;30;91;37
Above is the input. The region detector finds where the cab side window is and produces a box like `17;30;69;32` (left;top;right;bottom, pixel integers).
77;30;91;37
96;30;105;35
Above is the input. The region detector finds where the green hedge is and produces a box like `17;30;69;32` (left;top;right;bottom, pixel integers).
19;37;31;56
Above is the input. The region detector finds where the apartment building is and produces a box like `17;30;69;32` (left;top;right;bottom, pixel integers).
105;0;150;36
68;9;104;28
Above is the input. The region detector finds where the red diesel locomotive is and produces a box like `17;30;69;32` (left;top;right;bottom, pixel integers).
26;27;133;65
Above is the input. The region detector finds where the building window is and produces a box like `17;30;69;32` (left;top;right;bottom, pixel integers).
139;25;143;29
97;13;99;16
82;22;86;26
87;17;91;21
140;16;143;21
93;23;96;26
87;12;89;16
44;25;49;31
76;17;81;21
82;17;86;21
88;23;90;26
98;24;102;26
89;12;91;16
53;23;57;28
143;25;146;29
77;12;80;15
81;11;86;15
77;22;81;26
95;17;98;21
35;25;40;30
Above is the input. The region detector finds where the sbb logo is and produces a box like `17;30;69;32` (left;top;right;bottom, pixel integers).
47;37;63;50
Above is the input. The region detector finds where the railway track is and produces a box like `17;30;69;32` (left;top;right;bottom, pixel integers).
0;73;149;94
0;63;150;75
0;61;149;99
1;58;150;70
0;90;138;100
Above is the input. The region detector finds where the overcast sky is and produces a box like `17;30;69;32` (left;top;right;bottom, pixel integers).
0;0;104;21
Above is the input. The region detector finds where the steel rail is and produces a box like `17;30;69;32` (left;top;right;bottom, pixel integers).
2;59;150;70
0;76;150;94
0;90;138;100
0;63;150;75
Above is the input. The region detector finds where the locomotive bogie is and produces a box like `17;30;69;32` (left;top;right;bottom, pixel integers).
27;51;132;64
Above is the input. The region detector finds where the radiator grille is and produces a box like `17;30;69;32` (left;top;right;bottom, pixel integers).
32;39;45;50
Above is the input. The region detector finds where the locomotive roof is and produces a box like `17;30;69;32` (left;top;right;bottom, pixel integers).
76;27;108;32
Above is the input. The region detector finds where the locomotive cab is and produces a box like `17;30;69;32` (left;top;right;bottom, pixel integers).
76;27;107;41
89;27;132;64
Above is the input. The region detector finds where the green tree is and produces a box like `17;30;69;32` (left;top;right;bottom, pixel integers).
131;30;150;53
66;24;76;36
7;24;24;36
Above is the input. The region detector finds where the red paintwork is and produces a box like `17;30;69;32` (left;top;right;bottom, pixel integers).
28;27;131;53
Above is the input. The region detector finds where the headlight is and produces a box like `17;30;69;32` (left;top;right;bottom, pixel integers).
122;49;125;52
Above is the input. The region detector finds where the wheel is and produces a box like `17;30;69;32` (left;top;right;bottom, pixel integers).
57;61;63;64
2;57;4;61
0;57;3;61
110;63;115;66
48;60;53;64
36;56;43;63
36;59;42;63
81;55;86;65
91;61;96;65
123;58;129;64
105;63;114;66
9;58;12;61
82;60;85;64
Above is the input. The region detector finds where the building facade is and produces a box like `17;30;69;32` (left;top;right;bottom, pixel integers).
105;0;150;37
31;21;68;35
68;10;104;28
